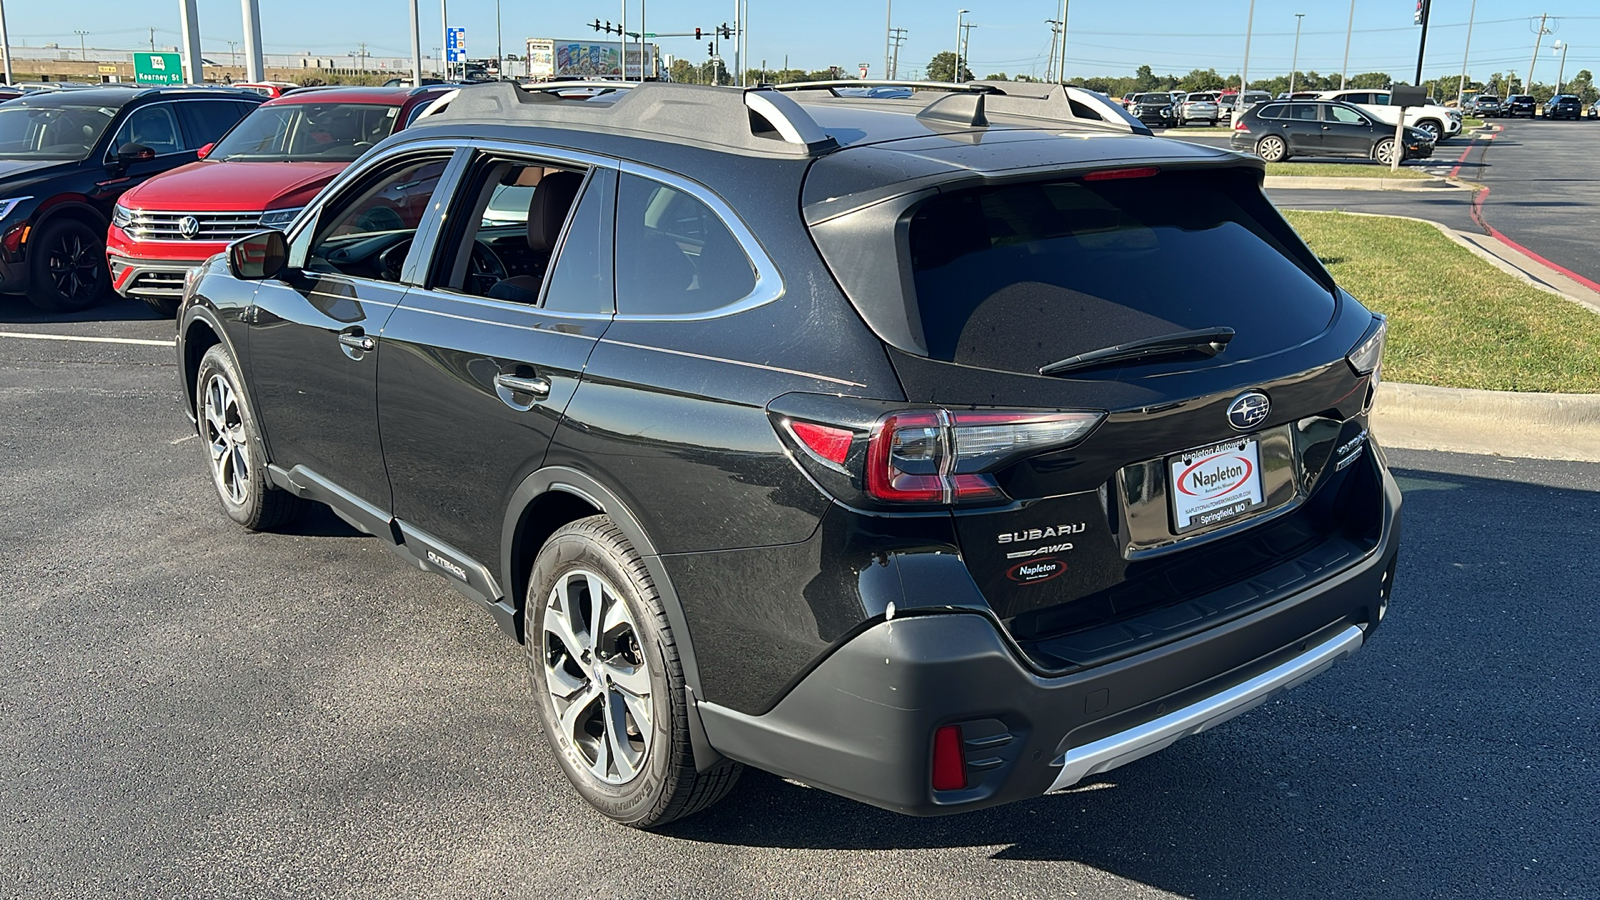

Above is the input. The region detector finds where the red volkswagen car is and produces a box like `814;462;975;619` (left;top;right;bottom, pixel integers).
107;85;448;314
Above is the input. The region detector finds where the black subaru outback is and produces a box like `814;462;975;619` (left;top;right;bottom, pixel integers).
175;80;1400;827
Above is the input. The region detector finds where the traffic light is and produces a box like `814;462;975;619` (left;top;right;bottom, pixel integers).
720;23;732;39
707;41;715;56
695;27;702;40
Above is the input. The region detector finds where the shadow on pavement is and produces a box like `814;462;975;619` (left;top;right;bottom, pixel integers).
663;462;1599;899
0;289;165;326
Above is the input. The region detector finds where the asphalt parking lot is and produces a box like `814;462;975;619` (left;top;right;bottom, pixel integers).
2;289;1597;899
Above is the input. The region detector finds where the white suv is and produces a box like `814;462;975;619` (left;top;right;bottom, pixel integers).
1316;89;1462;141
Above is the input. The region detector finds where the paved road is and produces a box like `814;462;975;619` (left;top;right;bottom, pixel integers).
2;303;1596;898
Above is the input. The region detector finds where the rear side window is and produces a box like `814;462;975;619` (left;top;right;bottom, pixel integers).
614;173;755;316
1256;103;1286;119
904;172;1336;374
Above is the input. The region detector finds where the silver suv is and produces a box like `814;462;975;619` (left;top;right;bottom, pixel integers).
1179;91;1221;126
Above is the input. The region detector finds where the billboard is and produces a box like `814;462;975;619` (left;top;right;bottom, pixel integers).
525;39;658;80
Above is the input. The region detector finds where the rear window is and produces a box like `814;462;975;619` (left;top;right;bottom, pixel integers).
903;172;1336;373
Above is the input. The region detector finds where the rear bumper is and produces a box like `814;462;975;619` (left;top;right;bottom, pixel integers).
698;457;1401;816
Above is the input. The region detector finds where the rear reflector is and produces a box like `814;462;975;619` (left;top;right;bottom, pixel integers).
1233;119;1250;131
788;420;853;466
932;725;967;792
1083;166;1161;182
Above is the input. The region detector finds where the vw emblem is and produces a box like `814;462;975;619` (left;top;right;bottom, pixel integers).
1226;391;1271;431
177;215;200;239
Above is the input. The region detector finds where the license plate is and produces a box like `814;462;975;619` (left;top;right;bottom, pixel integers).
1168;436;1264;533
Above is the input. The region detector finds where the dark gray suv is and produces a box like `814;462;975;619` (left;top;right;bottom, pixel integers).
174;80;1401;827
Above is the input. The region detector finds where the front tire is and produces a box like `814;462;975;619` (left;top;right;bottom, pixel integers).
528;516;742;828
1372;137;1399;166
1255;134;1288;162
26;218;107;312
196;345;305;530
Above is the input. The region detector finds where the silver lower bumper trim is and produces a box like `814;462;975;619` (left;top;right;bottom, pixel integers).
1046;624;1364;793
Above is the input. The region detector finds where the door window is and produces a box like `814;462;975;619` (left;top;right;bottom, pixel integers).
614;172;755;316
109;103;184;157
1286;103;1318;121
301;153;451;281
175;100;253;147
1325;105;1366;125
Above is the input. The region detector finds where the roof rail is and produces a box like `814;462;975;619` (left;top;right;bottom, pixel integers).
429;81;838;157
770;79;1152;136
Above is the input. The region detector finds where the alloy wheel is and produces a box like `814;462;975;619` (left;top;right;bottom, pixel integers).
1257;135;1286;162
541;569;654;785
1374;139;1397;166
203;374;250;505
46;232;100;301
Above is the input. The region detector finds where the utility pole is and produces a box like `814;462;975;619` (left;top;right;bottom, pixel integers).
960;22;974;78
1339;0;1355;89
1526;13;1551;99
495;0;502;80
179;0;203;84
241;0;264;83
0;0;12;86
1045;19;1060;82
1457;0;1477;107
1413;0;1431;88
955;9;967;82
1237;0;1256;126
1553;40;1569;94
619;1;626;79
1289;13;1303;94
884;0;892;85
890;28;906;80
1057;0;1069;86
74;30;88;61
409;0;422;87
149;26;156;52
358;42;367;72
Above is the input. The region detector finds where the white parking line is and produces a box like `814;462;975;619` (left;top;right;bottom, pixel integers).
170;434;198;445
0;331;173;347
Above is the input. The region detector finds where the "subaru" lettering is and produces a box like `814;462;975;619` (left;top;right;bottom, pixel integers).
997;523;1085;544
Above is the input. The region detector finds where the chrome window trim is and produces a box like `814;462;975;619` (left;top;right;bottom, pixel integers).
614;159;783;323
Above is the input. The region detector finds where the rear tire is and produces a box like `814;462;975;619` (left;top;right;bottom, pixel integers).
1255;134;1288;162
528;516;742;828
25;219;107;313
196;345;306;531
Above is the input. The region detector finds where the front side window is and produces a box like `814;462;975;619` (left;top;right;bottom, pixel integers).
176;100;253;148
209;103;399;162
614;173;755;316
0;104;114;160
111;104;184;156
302;154;450;280
1326;105;1365;125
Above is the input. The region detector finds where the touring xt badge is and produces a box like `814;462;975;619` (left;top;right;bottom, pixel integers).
1226;391;1270;431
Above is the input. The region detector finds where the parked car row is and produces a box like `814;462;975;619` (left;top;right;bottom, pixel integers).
0;83;446;314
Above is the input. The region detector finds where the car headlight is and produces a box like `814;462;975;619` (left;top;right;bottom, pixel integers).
111;203;134;229
258;207;303;231
1347;315;1387;382
0;196;33;223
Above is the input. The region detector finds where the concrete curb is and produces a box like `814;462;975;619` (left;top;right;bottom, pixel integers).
1373;383;1600;463
1262;174;1466;192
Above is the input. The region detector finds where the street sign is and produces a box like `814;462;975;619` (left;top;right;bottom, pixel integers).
133;52;184;85
446;27;466;62
859;63;869;78
644;32;656;38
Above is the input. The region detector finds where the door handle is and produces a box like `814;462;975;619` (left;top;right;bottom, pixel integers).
338;330;375;352
495;373;551;398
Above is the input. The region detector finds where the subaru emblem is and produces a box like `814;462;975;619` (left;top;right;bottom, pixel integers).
1226;392;1270;431
178;215;200;239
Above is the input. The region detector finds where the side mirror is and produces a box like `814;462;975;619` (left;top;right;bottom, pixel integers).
227;230;289;281
116;143;156;165
196;142;214;160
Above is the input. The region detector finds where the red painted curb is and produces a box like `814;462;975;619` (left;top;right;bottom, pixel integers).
1470;185;1600;295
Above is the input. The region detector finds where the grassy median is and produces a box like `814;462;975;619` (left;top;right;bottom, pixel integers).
1283;210;1600;392
1265;162;1432;179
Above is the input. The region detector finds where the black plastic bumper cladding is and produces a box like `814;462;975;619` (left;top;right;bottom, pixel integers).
695;454;1400;816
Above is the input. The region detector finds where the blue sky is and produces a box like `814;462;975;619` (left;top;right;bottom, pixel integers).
12;1;1600;81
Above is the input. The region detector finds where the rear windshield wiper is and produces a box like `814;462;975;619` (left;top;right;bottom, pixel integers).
1038;326;1236;377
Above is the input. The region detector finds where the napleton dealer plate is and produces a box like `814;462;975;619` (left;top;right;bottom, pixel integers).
1169;436;1264;533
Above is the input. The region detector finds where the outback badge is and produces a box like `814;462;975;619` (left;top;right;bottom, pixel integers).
1226;391;1270;432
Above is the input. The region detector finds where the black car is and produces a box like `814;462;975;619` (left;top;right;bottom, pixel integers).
0;86;262;311
175;80;1400;827
1130;91;1178;126
1504;94;1537;118
1543;94;1583;120
1233;99;1434;165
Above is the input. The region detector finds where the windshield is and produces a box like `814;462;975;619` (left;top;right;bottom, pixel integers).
0;104;115;160
1141;94;1171;103
209;102;399;162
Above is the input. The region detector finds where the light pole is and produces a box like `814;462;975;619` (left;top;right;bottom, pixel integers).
0;0;12;86
1236;0;1256;126
1457;0;1476;107
1289;13;1304;94
441;0;449;80
409;0;422;87
1340;0;1355;89
885;0;892;84
1553;40;1569;94
495;0;502;80
955;9;968;82
1057;0;1070;86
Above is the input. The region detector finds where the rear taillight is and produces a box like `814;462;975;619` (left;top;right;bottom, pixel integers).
1233;118;1250;132
865;409;1103;505
931;724;967;792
